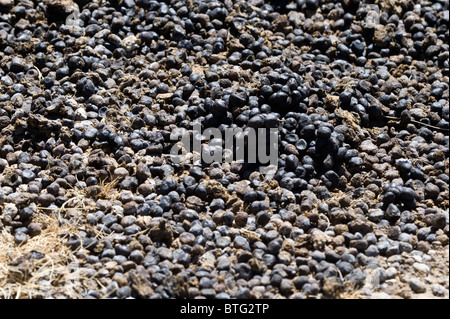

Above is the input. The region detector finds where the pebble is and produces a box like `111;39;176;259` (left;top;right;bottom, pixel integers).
424;183;440;199
280;279;294;295
409;278;427;294
368;209;384;222
385;267;398;280
412;263;430;275
432;212;447;230
432;284;447;297
14;232;28;245
27;222;42;236
385;204;401;220
216;255;231;270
